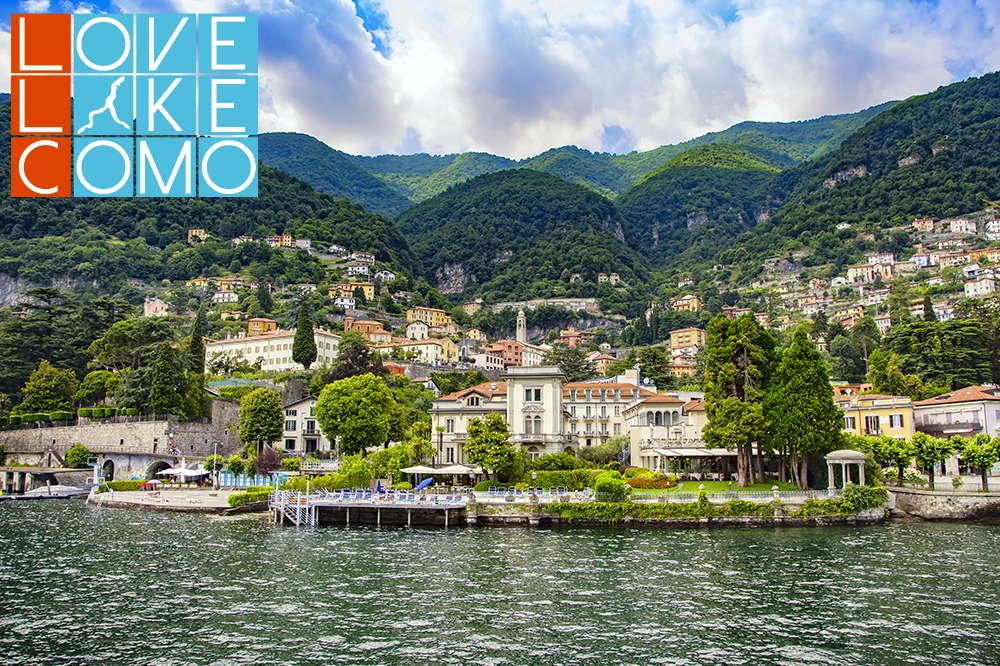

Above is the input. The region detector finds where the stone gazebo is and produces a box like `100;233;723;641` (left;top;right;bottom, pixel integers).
825;449;867;492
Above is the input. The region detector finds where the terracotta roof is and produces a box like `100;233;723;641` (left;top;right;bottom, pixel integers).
437;381;508;402
835;394;911;403
684;399;706;412
562;383;656;398
914;385;1000;406
641;393;685;404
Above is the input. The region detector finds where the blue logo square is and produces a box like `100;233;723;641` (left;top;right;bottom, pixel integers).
199;137;257;197
74;137;134;197
137;138;195;197
198;14;258;73
74;75;134;136
136;14;196;74
198;75;257;136
73;15;134;74
136;75;196;135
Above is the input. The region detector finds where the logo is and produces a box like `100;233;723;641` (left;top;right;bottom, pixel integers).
11;13;258;198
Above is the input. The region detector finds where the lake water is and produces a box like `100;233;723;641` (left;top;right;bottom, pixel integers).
1;501;999;666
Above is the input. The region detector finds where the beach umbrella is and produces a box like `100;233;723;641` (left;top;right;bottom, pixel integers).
415;477;433;491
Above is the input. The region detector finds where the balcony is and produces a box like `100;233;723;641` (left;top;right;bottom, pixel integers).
864;428;881;436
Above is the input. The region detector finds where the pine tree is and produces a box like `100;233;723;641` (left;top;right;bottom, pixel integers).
149;341;176;416
188;316;205;373
292;301;317;370
923;297;937;321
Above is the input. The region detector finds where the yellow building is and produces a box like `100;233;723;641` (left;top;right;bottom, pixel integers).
331;282;376;301
187;228;209;244
835;394;915;439
672;294;702;313
669;327;706;351
407;306;453;326
264;234;293;248
248;318;278;337
465;328;487;342
185;278;211;289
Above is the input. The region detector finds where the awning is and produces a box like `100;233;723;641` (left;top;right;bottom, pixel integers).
435;464;483;475
648;447;737;458
400;465;438;474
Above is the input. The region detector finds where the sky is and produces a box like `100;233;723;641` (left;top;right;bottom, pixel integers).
2;0;1000;159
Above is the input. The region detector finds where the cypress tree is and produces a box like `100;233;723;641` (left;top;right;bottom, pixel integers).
188;316;205;373
923;297;937;321
256;281;273;314
149;341;176;416
292;302;317;370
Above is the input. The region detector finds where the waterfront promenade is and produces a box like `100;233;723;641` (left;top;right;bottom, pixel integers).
88;488;242;513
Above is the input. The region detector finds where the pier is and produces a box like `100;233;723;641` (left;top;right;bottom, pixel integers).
269;489;471;527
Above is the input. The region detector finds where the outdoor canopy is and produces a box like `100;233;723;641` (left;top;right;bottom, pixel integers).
399;465;438;475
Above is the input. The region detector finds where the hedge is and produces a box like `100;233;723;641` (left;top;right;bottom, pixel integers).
8;415;20;425
77;408;93;418
547;497;778;525
521;469;602;490
227;490;271;507
50;411;73;421
107;480;144;491
219;386;256;401
126;408;138;416
246;485;273;494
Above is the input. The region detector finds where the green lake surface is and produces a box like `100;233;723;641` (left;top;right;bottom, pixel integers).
1;501;998;665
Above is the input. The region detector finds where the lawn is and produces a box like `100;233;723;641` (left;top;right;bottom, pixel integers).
630;479;800;496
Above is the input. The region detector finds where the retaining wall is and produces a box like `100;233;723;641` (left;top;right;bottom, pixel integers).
890;488;1000;521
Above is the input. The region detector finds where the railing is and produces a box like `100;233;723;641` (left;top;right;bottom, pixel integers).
301;459;339;473
630;489;842;503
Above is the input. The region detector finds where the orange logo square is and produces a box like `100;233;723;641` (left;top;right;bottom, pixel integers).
11;75;71;136
11;13;72;74
11;137;72;198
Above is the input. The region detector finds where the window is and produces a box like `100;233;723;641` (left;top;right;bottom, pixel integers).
305;420;317;433
534;416;542;434
285;420;297;431
467;396;480;407
285;409;297;417
889;414;903;429
600;406;607;418
571;423;577;434
614;405;620;417
528;446;540;462
585;406;592;418
844;416;856;430
570;389;577;402
600;389;607;402
524;416;533;434
446;418;455;433
570;406;576;417
446;447;455;464
613;389;620;402
613;423;621;435
865;415;880;434
285;439;295;450
525;388;541;402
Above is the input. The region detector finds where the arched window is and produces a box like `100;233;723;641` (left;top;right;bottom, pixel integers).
534;416;542;434
654;411;662;426
524;417;532;433
647;412;654;426
528;446;540;461
467;396;480;407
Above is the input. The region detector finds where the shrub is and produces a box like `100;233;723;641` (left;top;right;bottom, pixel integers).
64;443;91;469
882;466;927;484
107;480;143;491
8;415;20;425
227;490;270;507
474;480;494;492
532;452;587;471
219;386;256;402
126;408;138;416
49;411;73;422
839;483;888;513
77;408;93;418
622;466;654;479
523;469;602;490
394;481;413;490
595;471;627;503
625;477;671;489
280;457;301;472
0;417;6;427
245;485;272;494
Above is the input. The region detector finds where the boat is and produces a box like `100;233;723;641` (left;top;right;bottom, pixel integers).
16;485;90;500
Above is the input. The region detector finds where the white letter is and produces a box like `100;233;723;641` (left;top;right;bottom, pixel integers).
139;140;192;195
148;16;188;71
201;141;256;195
76;141;131;195
19;16;63;71
211;79;245;133
19;78;64;133
18;140;60;195
76;17;131;71
148;78;182;133
211;16;245;70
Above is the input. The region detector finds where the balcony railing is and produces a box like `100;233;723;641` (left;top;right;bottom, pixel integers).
865;428;881;436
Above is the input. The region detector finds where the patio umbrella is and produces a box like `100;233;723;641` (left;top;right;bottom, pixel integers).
399;465;438;474
415;477;433;491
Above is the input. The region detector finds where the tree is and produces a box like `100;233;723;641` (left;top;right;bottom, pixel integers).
911;432;953;490
764;328;842;489
255;281;273;314
188;316;205;373
19;360;78;413
253;446;283;476
955;434;1000;492
225;454;246;486
64;443;92;469
877;435;914;487
310;332;388;391
238;388;284;455
923;296;937;322
465;412;517;480
292;302;317;370
203;454;225;480
315;374;395;456
149;341;178;416
541;344;596;382
703;314;775;486
74;370;116;406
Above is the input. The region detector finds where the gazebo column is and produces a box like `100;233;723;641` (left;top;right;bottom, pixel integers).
828;461;836;490
858;463;865;486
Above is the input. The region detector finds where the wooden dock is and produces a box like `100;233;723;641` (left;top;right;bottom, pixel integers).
269;490;470;527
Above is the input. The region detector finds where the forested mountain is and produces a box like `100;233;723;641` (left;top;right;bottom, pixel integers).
396;169;650;302
714;71;1000;279
257;132;413;218
258;102;893;213
0;104;416;290
617;145;781;269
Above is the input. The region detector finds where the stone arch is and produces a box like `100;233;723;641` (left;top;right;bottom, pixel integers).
102;459;115;482
654;411;662;426
647;412;654;426
564;446;575;455
146;460;171;480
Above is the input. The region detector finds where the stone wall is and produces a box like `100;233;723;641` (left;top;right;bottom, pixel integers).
891;488;1000;521
0;401;243;465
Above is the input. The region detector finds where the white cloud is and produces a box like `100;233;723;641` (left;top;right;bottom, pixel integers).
0;27;9;93
89;0;1000;158
19;1;52;11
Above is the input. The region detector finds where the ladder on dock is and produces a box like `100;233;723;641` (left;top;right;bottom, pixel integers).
271;491;316;526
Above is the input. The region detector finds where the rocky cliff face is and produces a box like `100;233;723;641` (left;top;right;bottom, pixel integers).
436;263;470;294
0;275;92;307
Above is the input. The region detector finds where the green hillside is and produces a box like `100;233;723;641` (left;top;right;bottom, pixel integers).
616;145;781;269
353;152;517;201
0;104;415;289
396;169;649;302
257;132;413;219
715;71;1000;277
